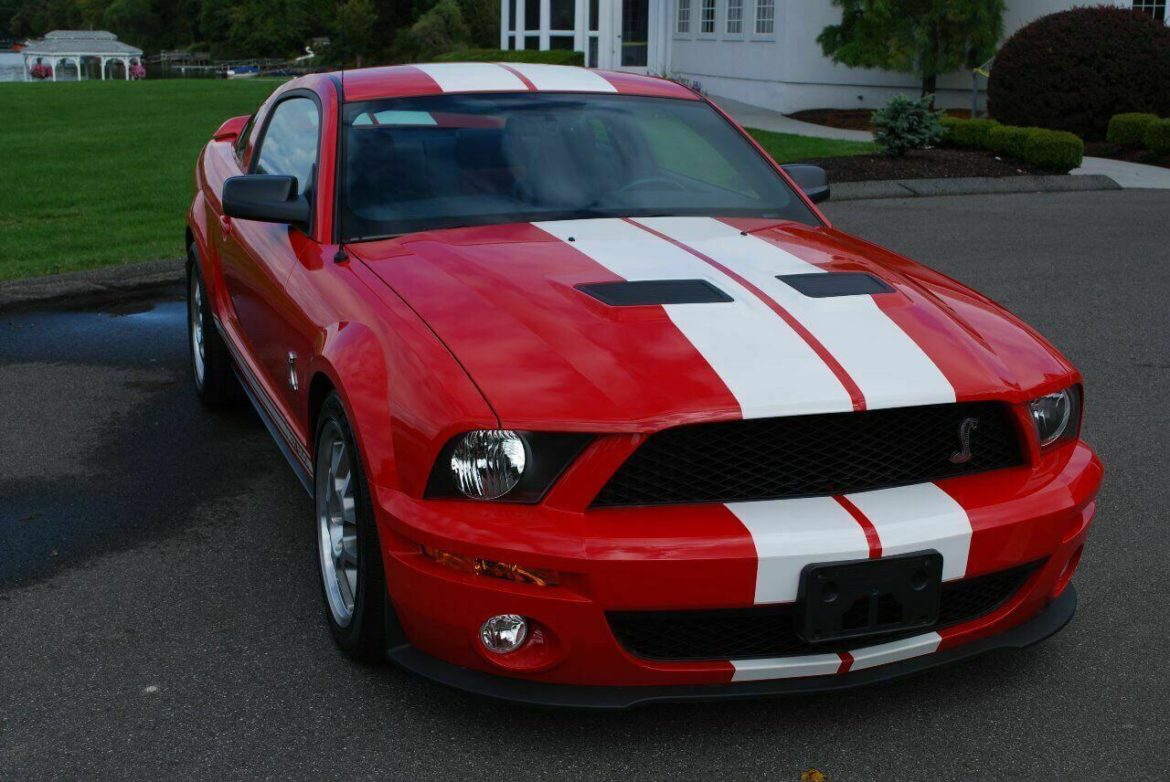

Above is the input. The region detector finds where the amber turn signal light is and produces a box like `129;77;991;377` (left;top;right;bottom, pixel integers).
421;545;559;587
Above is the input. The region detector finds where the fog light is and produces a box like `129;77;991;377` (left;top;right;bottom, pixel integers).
480;614;528;654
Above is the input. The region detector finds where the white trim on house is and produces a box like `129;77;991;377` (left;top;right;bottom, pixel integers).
504;0;1165;112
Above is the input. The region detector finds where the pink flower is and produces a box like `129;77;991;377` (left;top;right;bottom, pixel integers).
29;63;52;80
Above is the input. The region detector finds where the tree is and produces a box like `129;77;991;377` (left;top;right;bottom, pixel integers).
332;0;377;67
818;0;1004;99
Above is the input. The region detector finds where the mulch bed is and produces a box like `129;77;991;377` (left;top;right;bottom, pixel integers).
801;148;1043;183
1084;142;1170;170
790;108;975;132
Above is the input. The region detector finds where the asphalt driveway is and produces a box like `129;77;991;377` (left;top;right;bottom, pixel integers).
2;190;1167;781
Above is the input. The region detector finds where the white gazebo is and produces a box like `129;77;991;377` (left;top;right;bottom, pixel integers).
22;30;143;82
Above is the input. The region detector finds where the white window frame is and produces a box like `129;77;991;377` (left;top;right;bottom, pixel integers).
676;0;692;35
753;0;775;37
725;0;744;36
699;0;717;35
1132;0;1167;21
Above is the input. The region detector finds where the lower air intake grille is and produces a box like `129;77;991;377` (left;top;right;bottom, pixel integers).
607;562;1040;661
593;401;1025;508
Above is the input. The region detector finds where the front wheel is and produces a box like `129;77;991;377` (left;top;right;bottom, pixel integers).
315;392;394;661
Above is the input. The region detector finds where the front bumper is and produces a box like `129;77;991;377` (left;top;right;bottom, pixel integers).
372;440;1101;697
386;585;1077;708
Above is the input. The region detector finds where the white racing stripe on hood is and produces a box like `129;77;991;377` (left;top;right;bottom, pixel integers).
502;63;618;92
413;62;529;93
726;496;870;604
534;218;854;418
844;483;972;582
631;217;956;410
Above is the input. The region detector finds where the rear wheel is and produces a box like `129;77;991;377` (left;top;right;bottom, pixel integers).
187;245;240;406
315;392;396;661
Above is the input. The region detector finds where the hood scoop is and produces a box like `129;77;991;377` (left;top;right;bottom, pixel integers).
576;279;734;306
779;272;895;298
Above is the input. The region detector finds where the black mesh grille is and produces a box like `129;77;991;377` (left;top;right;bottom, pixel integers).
607;562;1040;661
593;402;1024;507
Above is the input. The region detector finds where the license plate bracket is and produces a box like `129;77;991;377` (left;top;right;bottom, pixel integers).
797;551;943;644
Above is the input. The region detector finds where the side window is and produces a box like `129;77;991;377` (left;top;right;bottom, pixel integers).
234;115;254;163
254;97;321;199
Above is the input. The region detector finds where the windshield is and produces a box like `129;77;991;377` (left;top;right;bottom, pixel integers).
340;93;817;240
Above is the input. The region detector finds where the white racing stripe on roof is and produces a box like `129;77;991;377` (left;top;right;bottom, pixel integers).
727;496;871;604
632;216;957;410
848;631;941;671
500;63;618;92
413;62;529;93
533;218;854;419
844;483;972;582
731;653;841;682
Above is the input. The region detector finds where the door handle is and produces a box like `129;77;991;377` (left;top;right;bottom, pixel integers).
219;215;233;236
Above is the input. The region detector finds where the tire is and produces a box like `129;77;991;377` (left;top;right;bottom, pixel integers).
314;392;399;661
187;244;241;406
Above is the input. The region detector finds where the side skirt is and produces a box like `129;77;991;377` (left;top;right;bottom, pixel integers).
215;317;313;495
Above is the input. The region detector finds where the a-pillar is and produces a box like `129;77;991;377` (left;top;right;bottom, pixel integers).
122;57;130;80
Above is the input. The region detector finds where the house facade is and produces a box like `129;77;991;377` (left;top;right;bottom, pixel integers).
499;0;1167;112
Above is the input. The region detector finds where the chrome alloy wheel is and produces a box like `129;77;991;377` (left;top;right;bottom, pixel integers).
316;422;359;627
189;268;206;386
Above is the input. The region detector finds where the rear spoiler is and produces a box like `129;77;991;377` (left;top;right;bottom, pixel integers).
212;115;250;142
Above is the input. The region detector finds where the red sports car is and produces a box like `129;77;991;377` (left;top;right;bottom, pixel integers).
187;63;1102;707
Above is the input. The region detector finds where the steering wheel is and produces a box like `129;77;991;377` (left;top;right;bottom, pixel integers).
616;176;689;194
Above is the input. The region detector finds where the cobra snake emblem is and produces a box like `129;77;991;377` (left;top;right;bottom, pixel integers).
949;417;979;464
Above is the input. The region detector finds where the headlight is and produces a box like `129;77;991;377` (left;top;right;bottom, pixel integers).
450;430;527;499
426;431;594;503
1028;387;1080;447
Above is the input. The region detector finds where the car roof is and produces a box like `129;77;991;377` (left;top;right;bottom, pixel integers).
323;62;700;103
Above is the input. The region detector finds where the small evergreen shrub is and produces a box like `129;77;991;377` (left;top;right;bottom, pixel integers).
433;48;584;65
940;117;1000;149
1145;119;1170;155
871;95;944;157
987;124;1037;159
1021;129;1084;172
1107;113;1161;146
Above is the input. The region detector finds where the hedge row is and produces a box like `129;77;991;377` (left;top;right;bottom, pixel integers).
1106;112;1170;155
433;48;585;66
940;117;1084;172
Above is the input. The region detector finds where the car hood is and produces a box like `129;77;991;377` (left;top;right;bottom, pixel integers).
351;216;1077;430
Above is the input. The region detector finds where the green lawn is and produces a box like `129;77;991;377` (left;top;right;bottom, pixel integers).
0;81;876;281
0;80;280;281
746;127;877;163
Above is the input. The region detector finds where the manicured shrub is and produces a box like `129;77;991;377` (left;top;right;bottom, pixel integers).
987;124;1036;159
433;48;585;66
939;117;1000;149
1146;119;1170;156
1107;113;1161;147
1021;129;1084;173
987;7;1170;140
871;94;943;157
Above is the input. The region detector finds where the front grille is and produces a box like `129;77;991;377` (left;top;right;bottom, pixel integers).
593;401;1024;508
607;562;1040;661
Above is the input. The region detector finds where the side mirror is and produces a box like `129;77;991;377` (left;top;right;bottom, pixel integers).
222;175;310;227
781;164;830;204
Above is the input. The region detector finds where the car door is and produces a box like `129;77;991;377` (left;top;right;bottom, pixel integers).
219;93;321;416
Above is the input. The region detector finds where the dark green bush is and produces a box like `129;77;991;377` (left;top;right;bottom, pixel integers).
1021;129;1084;172
987;7;1170;139
940;117;1001;149
1146;119;1170;155
871;95;944;156
1107;113;1161;146
433;48;584;65
987;124;1037;159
